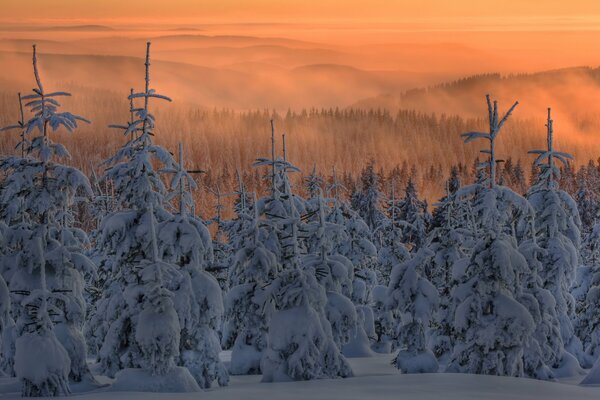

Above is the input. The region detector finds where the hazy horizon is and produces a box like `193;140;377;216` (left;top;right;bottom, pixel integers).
2;1;600;205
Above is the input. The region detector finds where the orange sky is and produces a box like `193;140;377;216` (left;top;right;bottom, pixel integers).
3;0;600;27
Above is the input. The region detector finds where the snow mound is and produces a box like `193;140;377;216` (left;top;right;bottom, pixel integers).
554;351;586;379
581;357;600;385
395;349;439;374
110;367;201;393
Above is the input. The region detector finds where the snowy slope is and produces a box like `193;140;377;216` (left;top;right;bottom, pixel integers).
2;354;600;399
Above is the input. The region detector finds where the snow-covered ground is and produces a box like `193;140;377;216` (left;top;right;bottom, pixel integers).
2;353;600;399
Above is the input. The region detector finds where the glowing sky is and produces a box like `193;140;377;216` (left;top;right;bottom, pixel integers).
4;0;600;27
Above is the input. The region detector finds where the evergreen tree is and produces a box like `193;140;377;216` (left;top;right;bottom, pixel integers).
257;125;352;382
351;159;385;232
0;45;94;392
224;193;277;375
387;249;440;373
86;43;206;390
576;223;600;363
302;193;357;352
526;108;590;369
426;179;467;361
448;95;536;377
396;178;429;251
374;180;410;286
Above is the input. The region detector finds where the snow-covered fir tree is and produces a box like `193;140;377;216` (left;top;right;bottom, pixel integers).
396;178;430;252
224;193;277;375
157;144;228;388
206;185;233;292
387;248;440;373
518;239;562;380
302;193;357;352
448;95;537;377
256;126;352;382
526;108;591;369
86;43;217;390
371;284;396;353
0;45;94;390
304;163;324;201
425;177;468;361
576;223;600;364
374;181;410;286
351;160;385;232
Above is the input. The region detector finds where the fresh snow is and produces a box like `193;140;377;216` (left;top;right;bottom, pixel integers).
2;354;600;399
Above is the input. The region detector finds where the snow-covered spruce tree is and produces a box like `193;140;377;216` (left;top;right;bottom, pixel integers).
351;159;385;232
374;181;410;286
323;169;378;356
223;169;254;257
304;162;324;204
0;94;24;378
330;203;378;350
87;44;200;391
371;284;396;353
257;128;352;382
134;205;181;377
396;177;430;252
207;186;232;292
301;193;357;352
425;182;468;362
430;166;463;233
85;94;132;306
576;223;600;363
158;144;228;389
332;207;378;305
575;172;599;235
0;45;94;385
224;193;277;375
526;108;591;370
518;239;561;380
387;248;439;373
447;95;537;377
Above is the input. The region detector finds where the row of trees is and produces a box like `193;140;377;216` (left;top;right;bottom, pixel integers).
0;43;599;396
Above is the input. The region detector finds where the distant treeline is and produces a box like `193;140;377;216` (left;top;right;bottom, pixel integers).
0;86;599;220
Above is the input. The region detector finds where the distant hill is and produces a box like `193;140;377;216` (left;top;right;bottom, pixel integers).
351;67;600;133
0;25;116;32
